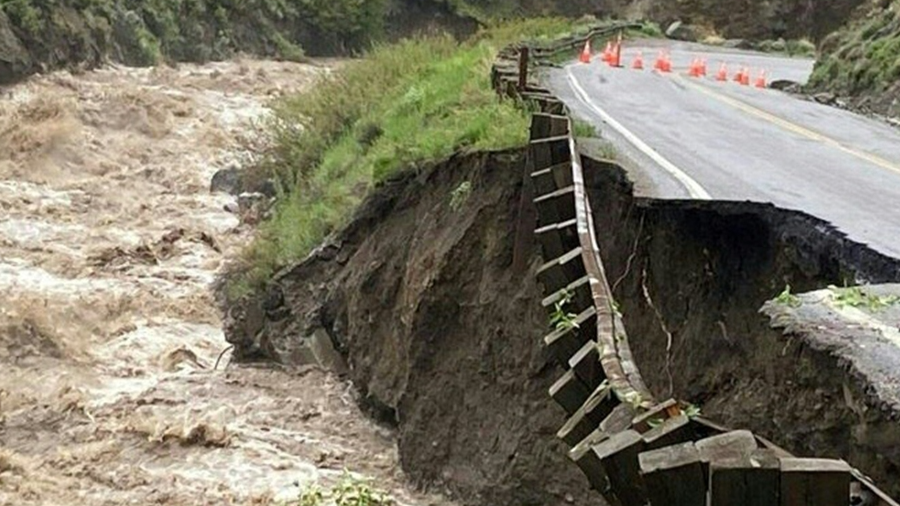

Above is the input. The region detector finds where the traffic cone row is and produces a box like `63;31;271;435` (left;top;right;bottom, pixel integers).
579;42;769;89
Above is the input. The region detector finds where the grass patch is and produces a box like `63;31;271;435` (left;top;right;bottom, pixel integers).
228;19;580;298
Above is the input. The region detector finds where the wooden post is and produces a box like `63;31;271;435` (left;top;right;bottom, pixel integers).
696;429;758;478
593;429;648;506
709;449;780;506
779;458;851;506
639;441;706;506
518;46;529;91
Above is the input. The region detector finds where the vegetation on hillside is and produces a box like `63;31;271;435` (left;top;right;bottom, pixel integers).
226;18;584;298
0;0;391;73
808;0;900;116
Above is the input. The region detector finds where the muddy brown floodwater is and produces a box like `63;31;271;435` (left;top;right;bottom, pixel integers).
0;59;456;506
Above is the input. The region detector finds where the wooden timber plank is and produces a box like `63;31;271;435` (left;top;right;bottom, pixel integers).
641;414;694;451
709;449;780;506
557;383;613;446
530;162;573;196
639;441;705;506
533;185;575;227
569;428;610;491
549;369;591;415
568;339;605;389
543;306;596;364
632;399;679;433
593;429;648;506
541;274;591;311
780;458;851;506
536;247;585;294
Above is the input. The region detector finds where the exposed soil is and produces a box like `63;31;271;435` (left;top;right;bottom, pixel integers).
584;157;900;497
228;146;900;504
223;149;600;506
0;59;455;506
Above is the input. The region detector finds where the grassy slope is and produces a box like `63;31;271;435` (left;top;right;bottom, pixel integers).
808;0;900;114
0;0;387;78
227;18;582;297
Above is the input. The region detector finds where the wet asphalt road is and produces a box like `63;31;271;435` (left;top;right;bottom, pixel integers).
545;40;900;260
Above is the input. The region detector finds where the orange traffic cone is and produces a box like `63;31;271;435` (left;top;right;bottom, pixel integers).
658;51;671;73
654;50;665;71
579;40;592;64
608;43;622;67
632;51;644;70
699;59;708;77
715;63;728;81
601;41;612;63
689;58;702;77
755;69;767;88
733;67;744;83
740;67;751;86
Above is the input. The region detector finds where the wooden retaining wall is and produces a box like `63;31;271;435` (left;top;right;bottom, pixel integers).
492;35;900;506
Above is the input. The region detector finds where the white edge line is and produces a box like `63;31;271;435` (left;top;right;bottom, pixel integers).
564;67;712;200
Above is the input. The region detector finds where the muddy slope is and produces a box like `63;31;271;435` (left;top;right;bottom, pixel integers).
585;157;900;496
228;147;900;503
224;149;598;506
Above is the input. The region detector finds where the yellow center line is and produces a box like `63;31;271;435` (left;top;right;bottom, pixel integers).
674;74;900;176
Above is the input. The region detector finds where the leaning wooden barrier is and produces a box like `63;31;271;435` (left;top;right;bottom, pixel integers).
491;34;900;506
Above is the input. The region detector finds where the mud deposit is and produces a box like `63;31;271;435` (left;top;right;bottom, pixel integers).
0;60;453;506
232;147;900;504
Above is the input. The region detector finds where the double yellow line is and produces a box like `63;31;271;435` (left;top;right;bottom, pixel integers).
675;75;900;176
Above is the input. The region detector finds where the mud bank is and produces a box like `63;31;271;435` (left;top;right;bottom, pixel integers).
227;149;900;503
224;149;597;505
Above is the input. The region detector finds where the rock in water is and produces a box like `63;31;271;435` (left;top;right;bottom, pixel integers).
210;167;242;195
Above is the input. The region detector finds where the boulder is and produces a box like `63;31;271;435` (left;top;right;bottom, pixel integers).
210;167;242;195
665;21;698;42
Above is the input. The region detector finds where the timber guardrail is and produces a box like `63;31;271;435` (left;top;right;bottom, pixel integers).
492;29;900;506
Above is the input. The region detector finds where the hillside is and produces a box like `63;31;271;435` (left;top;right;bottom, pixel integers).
808;0;900;119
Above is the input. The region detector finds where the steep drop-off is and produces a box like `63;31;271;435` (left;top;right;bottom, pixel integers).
225;147;900;503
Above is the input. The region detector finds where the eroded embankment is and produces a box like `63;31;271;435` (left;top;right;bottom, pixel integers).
586;156;900;497
228;148;900;503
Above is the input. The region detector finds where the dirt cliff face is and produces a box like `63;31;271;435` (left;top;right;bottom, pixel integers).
224;147;900;503
223;149;599;506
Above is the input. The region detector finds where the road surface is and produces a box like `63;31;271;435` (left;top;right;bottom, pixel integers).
545;40;900;260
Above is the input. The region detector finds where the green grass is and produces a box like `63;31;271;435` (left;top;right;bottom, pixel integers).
228;19;580;298
809;1;900;96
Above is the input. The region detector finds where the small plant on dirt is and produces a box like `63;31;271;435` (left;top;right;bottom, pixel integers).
572;119;598;138
550;289;580;332
449;181;472;212
829;285;900;311
294;484;325;506
681;402;702;419
288;474;393;506
775;284;802;308
597;141;617;160
332;473;393;506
